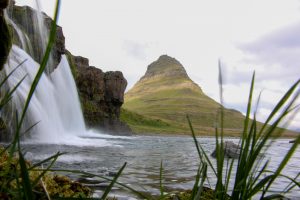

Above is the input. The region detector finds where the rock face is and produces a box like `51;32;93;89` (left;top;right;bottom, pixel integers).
0;0;11;70
211;141;241;159
67;52;132;135
8;3;65;72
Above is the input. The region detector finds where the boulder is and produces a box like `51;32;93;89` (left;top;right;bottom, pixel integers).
211;141;240;159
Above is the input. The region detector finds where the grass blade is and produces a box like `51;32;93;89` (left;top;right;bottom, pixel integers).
261;194;286;200
0;59;27;88
258;79;300;136
190;164;202;200
261;134;300;198
100;162;126;200
187;115;217;178
159;160;164;198
29;152;65;170
18;150;34;199
194;163;207;200
0;75;27;108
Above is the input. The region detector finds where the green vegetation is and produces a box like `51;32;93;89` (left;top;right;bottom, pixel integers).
186;70;300;199
0;146;91;199
120;108;186;134
123;56;298;137
123;56;247;136
65;50;78;79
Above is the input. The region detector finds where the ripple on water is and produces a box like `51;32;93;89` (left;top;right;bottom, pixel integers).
17;136;300;199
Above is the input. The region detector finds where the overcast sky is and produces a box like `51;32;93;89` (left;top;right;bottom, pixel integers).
16;0;300;131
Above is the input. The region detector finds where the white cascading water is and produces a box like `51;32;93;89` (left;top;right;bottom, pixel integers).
2;1;126;146
5;45;86;143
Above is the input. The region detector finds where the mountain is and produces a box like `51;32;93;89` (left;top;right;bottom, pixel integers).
123;55;248;136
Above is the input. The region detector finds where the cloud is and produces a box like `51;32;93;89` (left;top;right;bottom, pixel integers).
238;22;300;82
218;23;300;131
122;40;149;60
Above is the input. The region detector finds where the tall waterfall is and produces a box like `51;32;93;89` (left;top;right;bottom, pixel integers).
1;1;122;145
4;46;86;143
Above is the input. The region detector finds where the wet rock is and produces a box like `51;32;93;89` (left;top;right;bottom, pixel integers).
0;0;11;70
289;139;298;144
211;141;240;159
9;4;65;71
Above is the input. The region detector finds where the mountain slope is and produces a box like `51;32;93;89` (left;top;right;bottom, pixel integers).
123;55;246;135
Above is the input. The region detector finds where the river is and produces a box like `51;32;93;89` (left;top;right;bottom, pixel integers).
18;134;300;199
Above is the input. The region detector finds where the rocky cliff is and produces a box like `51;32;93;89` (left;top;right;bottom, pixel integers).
8;1;65;72
67;52;132;135
1;2;131;136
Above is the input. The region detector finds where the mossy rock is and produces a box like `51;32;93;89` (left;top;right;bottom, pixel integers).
0;146;92;199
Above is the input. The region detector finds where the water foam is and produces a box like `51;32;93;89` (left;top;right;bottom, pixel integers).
4;46;124;146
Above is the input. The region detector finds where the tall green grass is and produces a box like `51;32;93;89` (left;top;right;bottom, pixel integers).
187;67;300;199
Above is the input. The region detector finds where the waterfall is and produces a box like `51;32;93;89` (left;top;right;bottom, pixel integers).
4;45;86;143
1;1;124;145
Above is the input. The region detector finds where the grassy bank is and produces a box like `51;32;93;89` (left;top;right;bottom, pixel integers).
121;107;299;137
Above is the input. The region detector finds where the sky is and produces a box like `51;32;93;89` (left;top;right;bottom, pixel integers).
16;0;300;131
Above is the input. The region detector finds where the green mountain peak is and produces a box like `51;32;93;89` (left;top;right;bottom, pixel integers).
141;55;189;80
123;55;246;135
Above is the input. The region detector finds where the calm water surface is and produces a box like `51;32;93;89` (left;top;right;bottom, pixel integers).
19;135;300;199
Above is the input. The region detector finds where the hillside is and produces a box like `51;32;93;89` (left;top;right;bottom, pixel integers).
123;55;247;136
